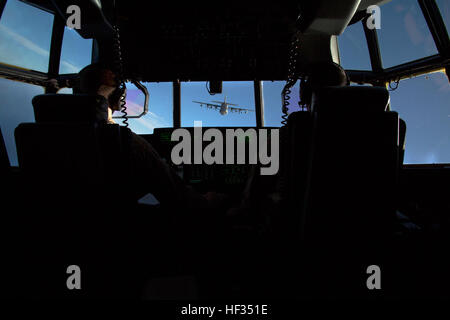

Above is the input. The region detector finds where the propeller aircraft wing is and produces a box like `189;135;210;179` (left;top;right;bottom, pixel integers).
193;101;221;110
228;106;254;114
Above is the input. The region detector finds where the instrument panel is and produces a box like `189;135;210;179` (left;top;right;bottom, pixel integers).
143;127;271;194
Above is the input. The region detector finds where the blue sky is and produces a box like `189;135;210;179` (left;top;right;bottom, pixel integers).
0;0;449;165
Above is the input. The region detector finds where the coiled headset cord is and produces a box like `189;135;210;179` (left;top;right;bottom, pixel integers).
281;32;300;126
113;24;129;128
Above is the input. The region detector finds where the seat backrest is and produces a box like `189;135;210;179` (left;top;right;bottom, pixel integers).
16;93;130;185
33;94;109;124
15;122;129;184
289;85;401;296
12;94;139;298
305;86;399;244
279;111;314;239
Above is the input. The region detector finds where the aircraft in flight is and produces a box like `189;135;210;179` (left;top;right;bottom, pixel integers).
193;96;254;115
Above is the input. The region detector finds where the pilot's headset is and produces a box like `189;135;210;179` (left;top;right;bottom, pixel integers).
75;63;125;123
299;61;350;110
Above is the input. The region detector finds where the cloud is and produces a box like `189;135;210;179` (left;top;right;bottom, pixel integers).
116;114;168;134
395;4;405;13
135;110;169;131
0;24;48;57
426;152;438;164
404;12;424;46
433;73;450;93
0;24;81;73
60;60;81;74
134;117;166;132
114;101;169;133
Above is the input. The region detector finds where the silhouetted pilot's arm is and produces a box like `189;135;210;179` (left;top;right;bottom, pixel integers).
128;132;211;209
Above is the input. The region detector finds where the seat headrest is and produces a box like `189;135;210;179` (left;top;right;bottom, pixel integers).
32;94;109;124
311;86;390;113
307;62;350;88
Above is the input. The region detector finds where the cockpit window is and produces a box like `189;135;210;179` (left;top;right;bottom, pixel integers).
0;0;53;72
263;80;300;127
112;82;146;118
114;82;173;134
59;27;93;74
436;0;449;33
181;81;256;127
338;21;372;71
390;72;450;164
377;0;438;68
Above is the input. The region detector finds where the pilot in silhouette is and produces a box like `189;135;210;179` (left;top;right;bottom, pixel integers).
76;63;228;210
